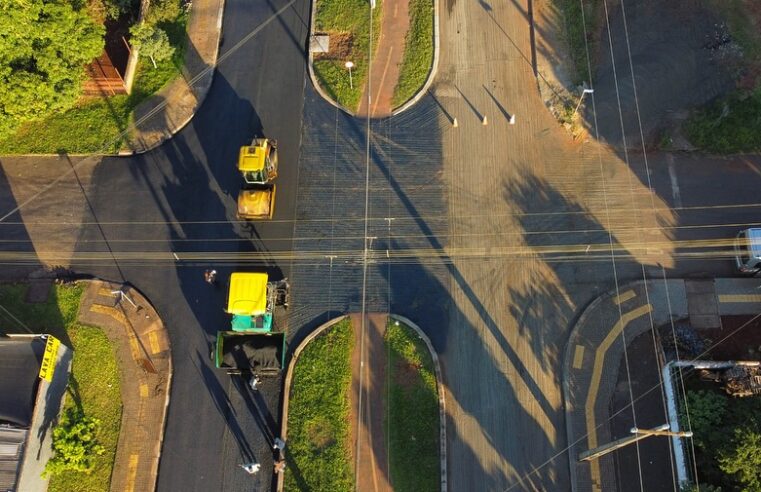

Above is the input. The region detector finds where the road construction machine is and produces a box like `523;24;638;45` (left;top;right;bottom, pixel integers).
237;137;278;220
212;272;289;376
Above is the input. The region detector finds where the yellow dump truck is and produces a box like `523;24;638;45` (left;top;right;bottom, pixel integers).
236;138;278;220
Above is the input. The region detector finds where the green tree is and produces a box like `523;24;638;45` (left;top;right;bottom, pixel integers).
143;0;182;24
129;23;175;68
44;408;105;477
719;427;761;491
682;390;728;450
0;0;104;139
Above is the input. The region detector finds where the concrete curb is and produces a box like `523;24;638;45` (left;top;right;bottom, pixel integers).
306;0;440;117
76;279;173;492
562;288;610;492
277;314;350;492
388;314;447;492
126;282;174;492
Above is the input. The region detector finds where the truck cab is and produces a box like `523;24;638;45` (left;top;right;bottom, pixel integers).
734;228;761;275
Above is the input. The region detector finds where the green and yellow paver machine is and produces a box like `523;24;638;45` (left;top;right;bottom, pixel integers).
213;272;289;375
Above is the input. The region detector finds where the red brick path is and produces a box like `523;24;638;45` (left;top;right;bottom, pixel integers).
357;0;410;118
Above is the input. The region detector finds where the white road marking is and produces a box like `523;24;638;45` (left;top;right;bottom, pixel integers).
667;154;682;209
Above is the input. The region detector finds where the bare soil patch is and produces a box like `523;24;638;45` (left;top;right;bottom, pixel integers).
314;32;355;60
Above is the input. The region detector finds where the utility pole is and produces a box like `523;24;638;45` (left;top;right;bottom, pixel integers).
578;424;693;462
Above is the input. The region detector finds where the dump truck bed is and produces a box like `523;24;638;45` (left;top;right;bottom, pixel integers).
237;186;275;220
214;331;286;375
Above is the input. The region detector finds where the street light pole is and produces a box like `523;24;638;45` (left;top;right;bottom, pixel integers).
578;424;693;462
572;88;595;117
345;61;354;89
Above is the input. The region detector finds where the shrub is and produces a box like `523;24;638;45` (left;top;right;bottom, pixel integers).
44;408;105;477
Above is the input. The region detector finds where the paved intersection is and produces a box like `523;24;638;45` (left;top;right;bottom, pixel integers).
2;0;761;490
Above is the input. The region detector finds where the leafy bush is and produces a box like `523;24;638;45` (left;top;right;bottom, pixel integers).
681;390;727;450
718;427;761;491
685;89;761;153
44;409;105;477
683;388;761;490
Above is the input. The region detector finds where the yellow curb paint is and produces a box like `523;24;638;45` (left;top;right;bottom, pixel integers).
148;331;161;354
140;383;149;398
90;304;128;325
612;290;636;305
573;345;585;370
584;304;652;491
98;287;118;297
718;294;761;303
128;336;141;361
126;454;139;492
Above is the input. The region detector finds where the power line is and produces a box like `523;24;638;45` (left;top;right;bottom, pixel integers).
0;0;299;225
503;310;761;491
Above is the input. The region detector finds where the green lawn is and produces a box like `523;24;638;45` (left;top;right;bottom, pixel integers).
313;0;382;110
555;0;599;85
385;320;439;492
0;12;189;155
685;88;761;153
49;324;121;492
683;0;761;153
284;319;354;492
391;0;434;107
0;283;122;492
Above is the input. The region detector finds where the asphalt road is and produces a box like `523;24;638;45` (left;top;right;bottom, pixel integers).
2;0;761;490
1;0;310;489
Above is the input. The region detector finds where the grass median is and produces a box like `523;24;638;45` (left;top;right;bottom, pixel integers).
0;283;121;492
284;318;354;491
385;320;439;492
391;0;434;108
312;0;381;110
0;11;188;155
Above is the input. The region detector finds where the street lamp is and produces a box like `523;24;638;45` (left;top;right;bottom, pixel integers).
345;61;354;89
572;88;594;117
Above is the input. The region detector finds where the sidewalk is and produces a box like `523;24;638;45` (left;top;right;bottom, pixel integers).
77;280;172;492
564;278;761;492
122;0;225;154
356;0;409;118
349;313;392;492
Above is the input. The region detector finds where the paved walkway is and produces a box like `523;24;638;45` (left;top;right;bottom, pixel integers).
356;0;410;117
564;278;761;491
123;0;225;153
349;313;392;492
77;280;172;492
